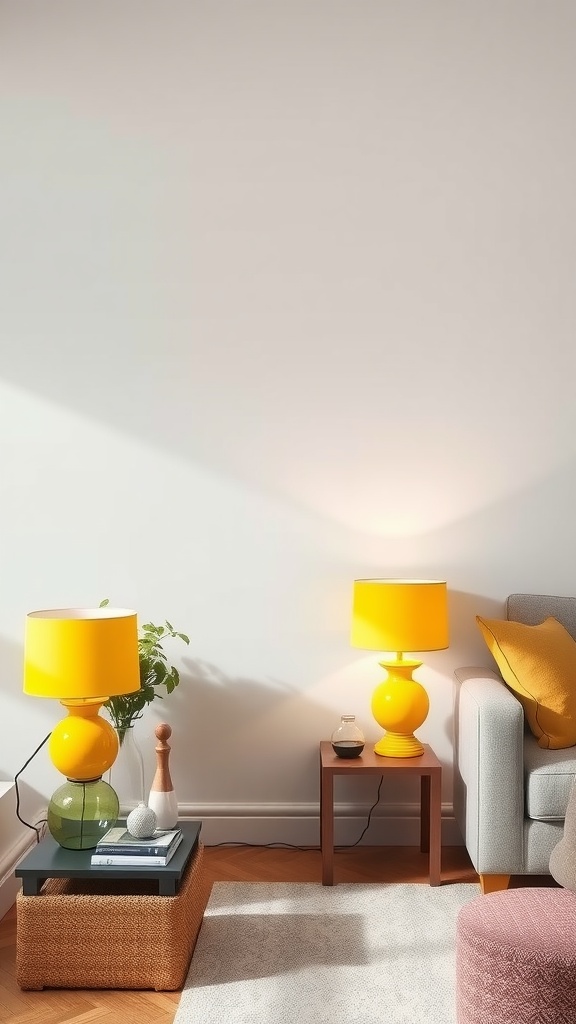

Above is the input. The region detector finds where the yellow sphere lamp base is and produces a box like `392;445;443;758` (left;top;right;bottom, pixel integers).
374;731;426;757
370;658;430;759
49;699;119;781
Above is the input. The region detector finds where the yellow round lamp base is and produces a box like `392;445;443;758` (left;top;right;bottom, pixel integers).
371;666;430;760
374;732;425;758
49;704;119;780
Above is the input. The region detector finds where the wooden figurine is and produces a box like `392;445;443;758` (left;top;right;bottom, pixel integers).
148;723;179;829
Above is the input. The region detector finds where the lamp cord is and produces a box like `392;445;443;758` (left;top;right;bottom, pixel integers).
14;733;51;842
339;776;383;848
79;780;88;847
210;777;383;852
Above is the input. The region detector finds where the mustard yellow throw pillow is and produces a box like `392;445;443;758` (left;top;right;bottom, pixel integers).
476;615;576;749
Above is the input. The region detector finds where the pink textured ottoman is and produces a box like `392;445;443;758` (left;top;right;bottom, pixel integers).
456;887;576;1024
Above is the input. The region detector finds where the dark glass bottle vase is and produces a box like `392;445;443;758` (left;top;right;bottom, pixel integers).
331;715;365;758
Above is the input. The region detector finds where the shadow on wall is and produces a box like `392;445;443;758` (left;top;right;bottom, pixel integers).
168;656;449;810
167;655;345;803
446;589;505;668
169;621;495;811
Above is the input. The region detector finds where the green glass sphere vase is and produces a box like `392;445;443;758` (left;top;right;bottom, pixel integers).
47;777;119;850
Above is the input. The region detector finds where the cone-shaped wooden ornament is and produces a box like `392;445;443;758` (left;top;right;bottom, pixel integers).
147;723;178;829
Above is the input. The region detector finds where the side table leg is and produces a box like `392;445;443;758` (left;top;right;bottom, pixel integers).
320;764;334;885
425;770;442;886
420;775;430;854
21;878;44;896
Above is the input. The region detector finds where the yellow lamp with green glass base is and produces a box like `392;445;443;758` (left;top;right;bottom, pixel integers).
23;607;141;850
351;579;449;758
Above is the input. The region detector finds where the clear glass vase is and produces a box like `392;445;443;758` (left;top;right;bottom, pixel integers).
331;715;365;759
108;727;145;815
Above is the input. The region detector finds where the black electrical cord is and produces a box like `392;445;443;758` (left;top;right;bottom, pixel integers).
14;733;51;842
340;776;383;848
209;776;383;852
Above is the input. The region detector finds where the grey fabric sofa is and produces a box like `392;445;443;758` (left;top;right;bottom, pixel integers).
453;593;576;893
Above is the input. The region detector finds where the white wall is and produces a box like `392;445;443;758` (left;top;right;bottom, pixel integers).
2;1;576;851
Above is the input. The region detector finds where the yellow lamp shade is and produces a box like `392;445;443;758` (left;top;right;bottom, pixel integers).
351;579;449;653
23;607;141;700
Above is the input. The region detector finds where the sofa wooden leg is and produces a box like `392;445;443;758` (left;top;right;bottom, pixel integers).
479;873;510;894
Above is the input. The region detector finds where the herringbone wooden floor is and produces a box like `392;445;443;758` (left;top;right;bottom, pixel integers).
0;844;481;1024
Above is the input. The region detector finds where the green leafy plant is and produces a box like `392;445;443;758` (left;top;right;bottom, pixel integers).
100;601;190;741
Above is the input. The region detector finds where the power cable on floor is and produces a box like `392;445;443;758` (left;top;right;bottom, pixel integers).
209;777;383;852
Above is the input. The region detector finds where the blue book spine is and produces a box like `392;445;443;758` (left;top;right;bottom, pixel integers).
91;833;184;866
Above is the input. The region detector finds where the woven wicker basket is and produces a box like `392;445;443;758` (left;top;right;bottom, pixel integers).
16;841;205;991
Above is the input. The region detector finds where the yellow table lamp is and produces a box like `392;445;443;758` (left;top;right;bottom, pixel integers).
23;607;141;849
351;579;448;758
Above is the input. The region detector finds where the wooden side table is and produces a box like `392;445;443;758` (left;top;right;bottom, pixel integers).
319;741;442;886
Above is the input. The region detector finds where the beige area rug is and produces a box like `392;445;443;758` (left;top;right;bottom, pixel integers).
174;881;479;1024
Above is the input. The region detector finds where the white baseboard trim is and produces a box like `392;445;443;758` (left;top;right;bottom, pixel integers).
177;801;464;847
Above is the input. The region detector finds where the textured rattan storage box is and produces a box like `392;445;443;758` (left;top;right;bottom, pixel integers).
16;841;205;991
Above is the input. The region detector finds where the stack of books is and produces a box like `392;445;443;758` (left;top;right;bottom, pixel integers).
90;826;183;866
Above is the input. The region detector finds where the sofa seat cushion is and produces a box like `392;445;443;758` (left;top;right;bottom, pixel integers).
524;733;576;820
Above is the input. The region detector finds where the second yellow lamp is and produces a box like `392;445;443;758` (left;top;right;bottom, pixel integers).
351;579;449;757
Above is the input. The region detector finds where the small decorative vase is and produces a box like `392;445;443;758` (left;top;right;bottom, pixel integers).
127;802;157;839
331;715;365;758
148;723;178;829
109;726;146;815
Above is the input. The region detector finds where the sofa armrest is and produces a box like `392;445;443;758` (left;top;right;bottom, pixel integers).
454;666;526;874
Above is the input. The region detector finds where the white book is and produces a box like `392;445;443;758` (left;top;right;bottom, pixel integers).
90;831;184;867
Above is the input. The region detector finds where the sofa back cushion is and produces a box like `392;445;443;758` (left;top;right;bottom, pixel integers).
476;614;576;749
507;593;576;639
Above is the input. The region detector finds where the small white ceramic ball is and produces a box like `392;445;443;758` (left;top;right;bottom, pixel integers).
126;802;157;839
